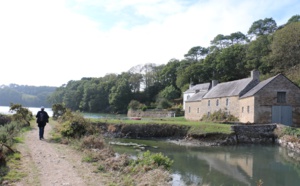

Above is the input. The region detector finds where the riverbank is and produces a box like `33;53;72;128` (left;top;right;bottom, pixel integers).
94;121;300;158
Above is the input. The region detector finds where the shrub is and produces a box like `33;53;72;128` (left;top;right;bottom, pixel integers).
0;115;11;126
52;103;67;120
80;135;105;149
60;112;88;138
282;127;300;137
128;100;141;110
61;120;87;139
156;98;172;109
201;109;238;122
131;151;173;170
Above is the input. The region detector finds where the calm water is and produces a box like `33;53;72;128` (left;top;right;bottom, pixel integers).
109;138;300;186
0;106;126;119
0;106;53;116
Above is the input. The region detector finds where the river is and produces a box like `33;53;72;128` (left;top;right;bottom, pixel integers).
109;138;300;186
0;106;126;119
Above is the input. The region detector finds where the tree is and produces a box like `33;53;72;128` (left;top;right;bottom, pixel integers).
287;15;300;24
245;35;273;74
159;59;180;87
248;18;277;38
210;34;230;50
109;78;133;113
269;22;300;72
184;46;209;61
213;44;248;82
228;31;248;44
9;103;33;126
52;103;66;120
158;85;181;100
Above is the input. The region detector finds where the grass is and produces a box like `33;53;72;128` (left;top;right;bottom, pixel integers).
2;153;26;182
92;116;233;135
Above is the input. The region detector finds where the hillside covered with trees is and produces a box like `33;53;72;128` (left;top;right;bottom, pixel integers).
48;15;300;114
0;84;56;107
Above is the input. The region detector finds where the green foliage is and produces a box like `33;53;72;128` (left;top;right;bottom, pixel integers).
9;104;32;126
287;14;300;24
158;85;181;100
156;98;172;109
201;109;239;122
0;114;11;126
128;100;146;110
282;127;300;137
109;78;133;113
270;22;300;73
131;150;173;170
0;84;55;107
248;17;277;37
184;46;209;61
52;103;66;120
60;112;88;139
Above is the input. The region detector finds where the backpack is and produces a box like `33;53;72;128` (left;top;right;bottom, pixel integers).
38;112;46;123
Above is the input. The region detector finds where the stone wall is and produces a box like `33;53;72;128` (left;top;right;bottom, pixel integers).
230;124;277;144
127;109;176;118
255;75;300;126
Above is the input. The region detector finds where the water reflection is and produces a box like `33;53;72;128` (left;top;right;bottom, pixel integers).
109;138;300;186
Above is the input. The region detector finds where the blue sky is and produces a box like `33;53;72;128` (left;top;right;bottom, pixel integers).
0;0;299;86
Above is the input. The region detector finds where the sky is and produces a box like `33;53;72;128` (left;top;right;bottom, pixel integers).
0;0;299;87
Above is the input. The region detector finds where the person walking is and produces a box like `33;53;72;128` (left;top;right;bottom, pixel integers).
36;106;49;140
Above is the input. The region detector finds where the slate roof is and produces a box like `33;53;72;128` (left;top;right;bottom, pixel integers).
240;74;279;98
203;78;259;99
186;91;208;102
184;83;211;93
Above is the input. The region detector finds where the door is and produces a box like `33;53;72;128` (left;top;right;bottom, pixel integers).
272;106;292;126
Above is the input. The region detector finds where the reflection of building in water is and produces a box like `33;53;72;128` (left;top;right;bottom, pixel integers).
197;152;253;186
216;153;253;178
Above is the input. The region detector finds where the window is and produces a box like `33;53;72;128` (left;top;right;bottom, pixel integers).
226;98;229;106
247;106;250;113
208;100;210;106
277;92;286;103
188;107;191;113
197;108;199;113
208;112;210;117
216;99;219;106
242;107;244;113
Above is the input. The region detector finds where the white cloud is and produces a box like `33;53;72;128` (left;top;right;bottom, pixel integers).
0;0;299;86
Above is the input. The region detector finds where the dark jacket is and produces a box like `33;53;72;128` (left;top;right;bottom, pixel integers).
36;110;49;127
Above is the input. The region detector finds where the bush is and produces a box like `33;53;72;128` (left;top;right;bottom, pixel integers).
80;135;105;149
156;98;172;109
131;150;173;170
201;109;238;122
282;127;300;137
60;112;88;138
0;115;11;126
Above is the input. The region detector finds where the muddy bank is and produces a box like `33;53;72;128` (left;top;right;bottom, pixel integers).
95;122;190;138
95;123;279;145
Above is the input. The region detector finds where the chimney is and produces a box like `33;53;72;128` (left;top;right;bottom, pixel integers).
212;80;218;88
251;70;259;80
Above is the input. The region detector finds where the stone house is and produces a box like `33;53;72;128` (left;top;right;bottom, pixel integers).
184;70;300;126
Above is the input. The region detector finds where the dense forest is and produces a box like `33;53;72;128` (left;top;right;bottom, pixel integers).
48;15;300;114
0;84;56;107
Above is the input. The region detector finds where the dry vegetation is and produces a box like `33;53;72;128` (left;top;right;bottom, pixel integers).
52;112;173;186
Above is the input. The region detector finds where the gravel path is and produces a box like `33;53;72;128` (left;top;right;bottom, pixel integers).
13;122;105;186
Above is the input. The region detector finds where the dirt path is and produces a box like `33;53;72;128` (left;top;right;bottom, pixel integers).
13;122;105;186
